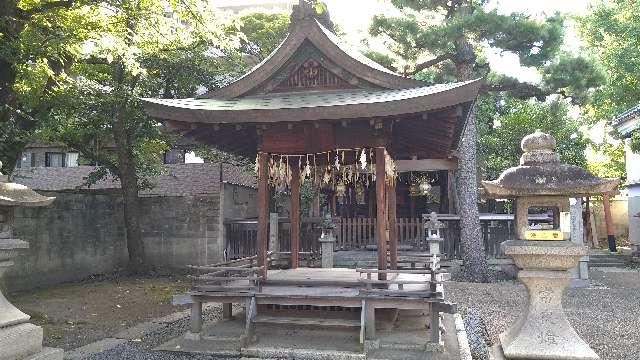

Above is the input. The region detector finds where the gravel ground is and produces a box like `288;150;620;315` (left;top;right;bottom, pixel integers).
86;304;239;360
446;267;640;360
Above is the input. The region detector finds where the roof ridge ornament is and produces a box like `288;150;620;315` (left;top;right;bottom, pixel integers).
291;0;335;32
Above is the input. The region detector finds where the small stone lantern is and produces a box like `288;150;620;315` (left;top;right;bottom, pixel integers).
318;213;336;268
0;161;61;360
482;131;618;360
423;212;446;292
423;212;444;259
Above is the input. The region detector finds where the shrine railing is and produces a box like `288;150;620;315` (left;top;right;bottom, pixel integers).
277;217;323;255
225;219;258;260
224;214;524;260
334;216;464;256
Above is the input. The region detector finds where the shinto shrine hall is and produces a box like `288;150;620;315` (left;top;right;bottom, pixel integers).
142;1;480;358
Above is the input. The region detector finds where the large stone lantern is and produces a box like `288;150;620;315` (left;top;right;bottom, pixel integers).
482;131;618;360
0;161;61;360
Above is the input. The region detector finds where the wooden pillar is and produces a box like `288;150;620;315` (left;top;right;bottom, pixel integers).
387;178;398;270
331;193;337;216
365;301;376;340
223;303;233;320
410;198;416;218
375;147;388;280
190;300;203;334
603;194;617;252
430;303;440;343
447;170;456;214
257;152;269;277
439;170;448;214
290;161;301;268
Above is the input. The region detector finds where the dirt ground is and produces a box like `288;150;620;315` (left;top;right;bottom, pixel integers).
7;275;190;350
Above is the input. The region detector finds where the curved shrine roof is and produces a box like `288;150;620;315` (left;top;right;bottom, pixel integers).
199;18;421;100
141;1;482;158
142;80;481;124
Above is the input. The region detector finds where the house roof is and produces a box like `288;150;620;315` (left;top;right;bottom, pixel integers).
10;163;256;196
611;103;640;137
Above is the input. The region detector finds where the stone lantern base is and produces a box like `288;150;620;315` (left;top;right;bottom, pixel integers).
0;324;62;360
0;240;63;360
498;240;599;360
318;232;335;268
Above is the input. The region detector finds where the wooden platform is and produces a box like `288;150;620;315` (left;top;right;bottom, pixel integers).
196;268;437;293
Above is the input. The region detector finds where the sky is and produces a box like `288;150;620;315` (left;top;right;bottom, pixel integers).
322;0;596;83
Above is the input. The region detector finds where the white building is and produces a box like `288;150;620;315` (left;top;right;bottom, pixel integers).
210;0;296;14
611;104;640;254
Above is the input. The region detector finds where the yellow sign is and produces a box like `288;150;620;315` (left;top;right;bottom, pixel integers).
524;230;565;241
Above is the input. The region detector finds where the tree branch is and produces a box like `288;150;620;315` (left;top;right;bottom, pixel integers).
481;78;548;101
410;53;454;74
16;0;78;19
79;56;110;65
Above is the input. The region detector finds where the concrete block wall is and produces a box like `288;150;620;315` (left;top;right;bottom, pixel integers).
140;195;221;267
6;191;127;290
5;190;222;291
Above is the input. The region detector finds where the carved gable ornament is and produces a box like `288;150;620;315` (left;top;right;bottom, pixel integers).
273;58;352;92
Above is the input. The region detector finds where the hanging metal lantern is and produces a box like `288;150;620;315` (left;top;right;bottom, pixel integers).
418;179;432;196
409;175;432;197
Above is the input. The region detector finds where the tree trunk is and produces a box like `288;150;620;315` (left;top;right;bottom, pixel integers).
112;61;145;270
0;1;27;170
454;36;489;282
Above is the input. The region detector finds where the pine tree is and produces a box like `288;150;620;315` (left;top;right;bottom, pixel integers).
370;0;601;281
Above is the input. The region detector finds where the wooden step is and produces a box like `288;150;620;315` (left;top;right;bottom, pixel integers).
254;315;361;327
358;278;430;285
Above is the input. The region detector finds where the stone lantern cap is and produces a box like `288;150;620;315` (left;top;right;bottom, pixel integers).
0;161;55;207
482;131;619;198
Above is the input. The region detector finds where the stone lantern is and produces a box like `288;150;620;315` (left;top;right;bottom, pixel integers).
482;131;618;360
0;161;61;360
423;211;444;258
423;212;445;293
318;213;336;268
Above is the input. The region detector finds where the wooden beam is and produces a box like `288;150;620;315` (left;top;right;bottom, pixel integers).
375;147;388;280
395;159;458;172
257;152;269;278
388;178;398;270
290;161;301;269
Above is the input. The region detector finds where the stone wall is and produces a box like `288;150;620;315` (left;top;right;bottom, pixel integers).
4;188;224;291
